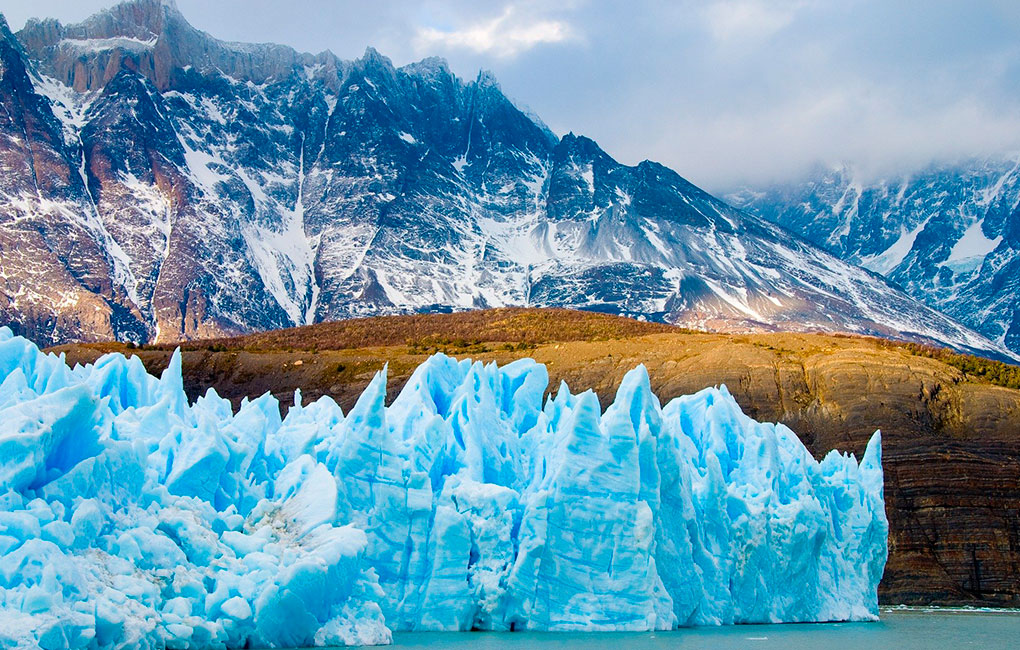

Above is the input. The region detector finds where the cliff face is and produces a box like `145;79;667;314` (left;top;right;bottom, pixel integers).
17;0;329;92
0;15;132;344
669;344;1020;605
52;310;1020;606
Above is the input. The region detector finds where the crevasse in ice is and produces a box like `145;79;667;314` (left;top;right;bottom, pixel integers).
0;327;887;648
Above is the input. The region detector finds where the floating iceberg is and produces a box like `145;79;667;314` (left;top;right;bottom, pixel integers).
0;327;887;648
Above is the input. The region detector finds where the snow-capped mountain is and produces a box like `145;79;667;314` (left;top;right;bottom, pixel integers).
729;158;1020;355
0;0;1013;361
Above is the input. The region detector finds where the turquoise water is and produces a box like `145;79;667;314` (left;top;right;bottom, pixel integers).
368;611;1020;649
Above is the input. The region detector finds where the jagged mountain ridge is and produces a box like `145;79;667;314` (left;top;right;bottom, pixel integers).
0;0;1013;361
729;158;1020;354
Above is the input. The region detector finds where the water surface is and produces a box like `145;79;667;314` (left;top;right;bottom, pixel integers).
371;610;1020;649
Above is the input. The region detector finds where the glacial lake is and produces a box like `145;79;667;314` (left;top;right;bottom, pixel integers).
346;610;1020;649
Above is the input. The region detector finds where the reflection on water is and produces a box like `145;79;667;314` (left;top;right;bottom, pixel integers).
358;610;1020;650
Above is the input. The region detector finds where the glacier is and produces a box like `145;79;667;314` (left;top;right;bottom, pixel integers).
0;326;888;649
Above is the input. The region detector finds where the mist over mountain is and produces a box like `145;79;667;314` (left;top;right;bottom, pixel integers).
730;156;1020;355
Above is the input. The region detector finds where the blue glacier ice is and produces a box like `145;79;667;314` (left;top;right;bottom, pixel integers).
0;327;888;648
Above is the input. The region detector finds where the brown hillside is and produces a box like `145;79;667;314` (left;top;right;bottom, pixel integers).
171;307;682;351
51;308;1020;608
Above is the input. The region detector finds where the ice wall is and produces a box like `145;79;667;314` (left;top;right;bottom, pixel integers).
0;327;887;648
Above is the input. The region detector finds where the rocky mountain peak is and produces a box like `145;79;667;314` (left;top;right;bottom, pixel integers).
555;132;608;160
77;0;181;41
358;46;393;70
17;0;182;52
0;15;22;77
0;13;16;40
346;47;399;91
401;56;452;81
16;0;324;91
474;68;501;90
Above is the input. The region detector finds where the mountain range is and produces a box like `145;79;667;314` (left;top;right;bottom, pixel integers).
729;157;1020;356
0;0;1014;361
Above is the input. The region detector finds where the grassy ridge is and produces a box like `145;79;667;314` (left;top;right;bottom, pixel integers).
142;307;1019;392
66;308;1019;391
165;308;681;352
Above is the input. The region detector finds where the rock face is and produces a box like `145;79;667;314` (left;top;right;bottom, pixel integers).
0;0;1012;360
729;159;1020;355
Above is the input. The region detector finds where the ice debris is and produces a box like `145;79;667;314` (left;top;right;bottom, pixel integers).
0;327;888;648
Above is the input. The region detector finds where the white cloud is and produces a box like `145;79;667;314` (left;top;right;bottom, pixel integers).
414;5;572;58
624;80;1020;190
702;0;809;43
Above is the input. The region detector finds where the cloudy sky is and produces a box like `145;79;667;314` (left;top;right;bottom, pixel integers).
7;0;1020;190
